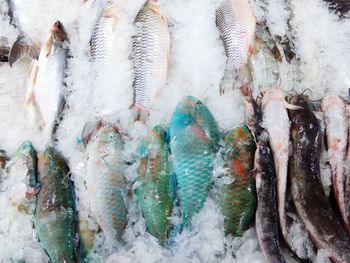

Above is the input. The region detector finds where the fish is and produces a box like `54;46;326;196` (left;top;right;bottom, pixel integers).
90;1;120;67
219;125;256;236
322;95;350;233
25;21;68;143
168;96;220;228
85;125;128;241
216;0;256;94
34;147;77;263
261;87;307;258
254;138;286;263
288;95;350;263
132;0;170;120
136;126;174;242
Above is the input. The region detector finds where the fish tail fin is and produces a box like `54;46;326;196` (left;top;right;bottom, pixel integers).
130;104;149;122
219;66;234;95
9;35;40;67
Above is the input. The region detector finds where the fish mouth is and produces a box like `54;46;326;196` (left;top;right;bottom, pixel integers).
103;1;118;18
51;20;67;42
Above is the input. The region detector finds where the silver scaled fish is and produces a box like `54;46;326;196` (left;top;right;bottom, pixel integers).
132;0;170;119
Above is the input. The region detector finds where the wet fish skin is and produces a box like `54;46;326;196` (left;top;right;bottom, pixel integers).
168;96;220;228
34;147;77;263
288;95;350;263
322;95;349;233
25;21;67;142
254;138;285;263
136;126;174;242
132;0;170;116
90;1;119;66
85;126;127;241
219;125;256;236
216;0;256;93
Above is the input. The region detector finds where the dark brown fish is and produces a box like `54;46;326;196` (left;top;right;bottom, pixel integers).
254;138;286;263
288;95;350;263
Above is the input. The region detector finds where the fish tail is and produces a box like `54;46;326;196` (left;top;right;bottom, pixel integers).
130;104;149;122
9;34;40;67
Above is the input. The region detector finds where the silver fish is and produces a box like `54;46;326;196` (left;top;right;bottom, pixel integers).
216;0;256;93
132;0;170;119
25;21;67;142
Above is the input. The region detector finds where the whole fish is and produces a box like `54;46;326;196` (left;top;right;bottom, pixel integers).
25;21;67;142
261;87;305;257
219;125;256;236
34;147;77;263
322;95;349;233
132;0;170;119
254;138;286;263
136;126;174;242
216;0;256;93
168;96;220;228
85;125;127;241
90;1;120;68
288;95;350;263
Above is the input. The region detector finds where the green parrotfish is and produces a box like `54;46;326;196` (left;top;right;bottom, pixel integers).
136;126;174;242
219;125;256;236
168;96;220;228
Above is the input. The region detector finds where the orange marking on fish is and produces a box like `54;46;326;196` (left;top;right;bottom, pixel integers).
233;159;247;175
191;124;209;144
139;158;147;179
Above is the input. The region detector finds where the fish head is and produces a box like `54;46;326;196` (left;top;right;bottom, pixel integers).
51;20;67;42
139;126;166;157
38;147;69;177
261;87;284;109
103;0;119;18
287;95;309;110
97;126;122;146
146;0;161;14
321;95;345;112
15;141;35;157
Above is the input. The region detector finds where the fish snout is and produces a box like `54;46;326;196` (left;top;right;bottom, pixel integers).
51;20;67;42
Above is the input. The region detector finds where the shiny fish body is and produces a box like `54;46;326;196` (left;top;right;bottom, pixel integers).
254;139;286;263
136;126;174;242
86;126;127;240
132;0;170;113
216;0;256;69
25;21;67;142
289;95;350;263
322;95;349;233
261;88;297;255
34;147;76;263
219;125;256;236
90;1;120;71
168;96;220;228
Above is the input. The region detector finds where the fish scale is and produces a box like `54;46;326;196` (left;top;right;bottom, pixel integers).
91;17;114;65
132;0;170;112
216;0;256;69
34;147;76;263
136;126;174;241
168;96;220;228
86;127;127;241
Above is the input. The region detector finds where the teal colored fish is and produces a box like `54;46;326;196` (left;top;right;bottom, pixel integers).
34;147;77;263
168;96;220;228
136;126;174;242
219;125;256;236
85;126;128;241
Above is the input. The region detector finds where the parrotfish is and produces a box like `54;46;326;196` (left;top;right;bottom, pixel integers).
289;95;350;263
168;96;220;228
136;126;174;242
84;125;128;241
132;0;170;119
219;125;256;236
34;147;77;263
